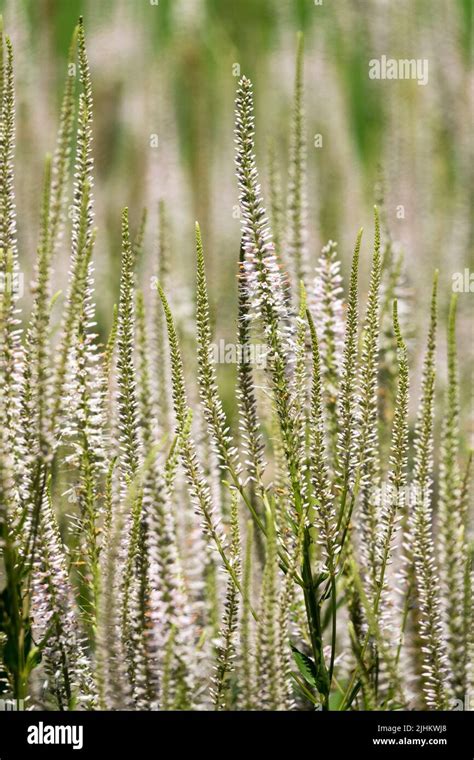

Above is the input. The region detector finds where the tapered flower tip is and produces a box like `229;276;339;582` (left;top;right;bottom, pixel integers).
238;75;252;88
195;222;204;253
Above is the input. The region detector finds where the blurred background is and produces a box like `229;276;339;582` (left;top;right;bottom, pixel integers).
0;0;472;438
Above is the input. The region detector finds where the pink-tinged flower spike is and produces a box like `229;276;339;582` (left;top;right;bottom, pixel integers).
407;272;450;709
234;75;290;342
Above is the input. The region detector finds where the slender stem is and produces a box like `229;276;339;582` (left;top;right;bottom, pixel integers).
328;575;337;685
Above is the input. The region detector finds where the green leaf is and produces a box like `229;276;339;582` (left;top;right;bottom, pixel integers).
290;644;318;689
24;646;42;677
